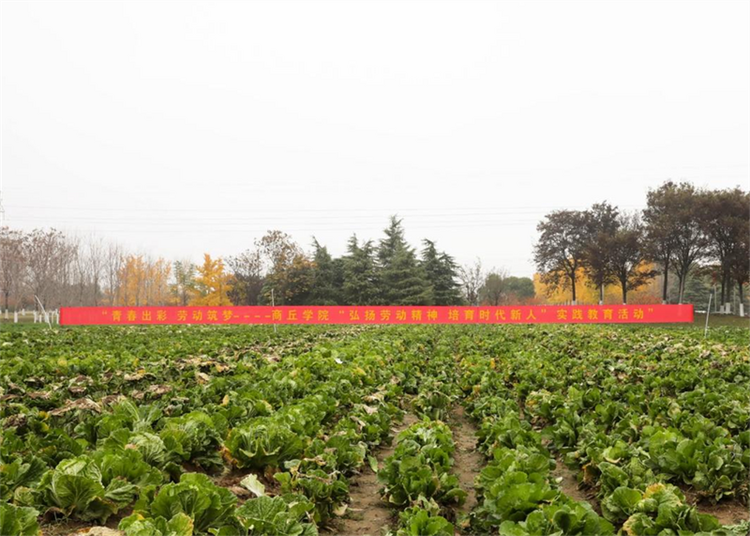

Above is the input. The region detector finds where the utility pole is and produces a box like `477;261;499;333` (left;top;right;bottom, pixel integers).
34;295;52;329
704;287;713;338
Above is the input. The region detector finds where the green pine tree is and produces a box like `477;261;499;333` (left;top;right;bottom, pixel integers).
307;239;344;304
343;235;380;305
383;246;434;305
421;240;463;305
378;216;408;267
376;217;433;304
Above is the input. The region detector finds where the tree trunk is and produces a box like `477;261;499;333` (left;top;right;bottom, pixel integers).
662;258;670;304
727;274;733;312
599;283;604;305
3;290;8;311
621;279;627;305
571;274;577;305
678;273;685;304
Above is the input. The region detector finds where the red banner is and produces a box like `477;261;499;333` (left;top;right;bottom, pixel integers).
60;305;693;325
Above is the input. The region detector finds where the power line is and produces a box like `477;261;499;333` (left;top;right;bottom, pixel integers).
5;203;643;214
8;220;540;233
6;214;544;224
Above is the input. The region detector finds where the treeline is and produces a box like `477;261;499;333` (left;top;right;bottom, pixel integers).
204;219;467;306
0;217;534;310
534;182;749;305
1;181;747;311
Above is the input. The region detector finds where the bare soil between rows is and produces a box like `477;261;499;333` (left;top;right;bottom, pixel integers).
328;413;419;536
551;458;750;527
449;405;483;517
38;404;750;536
329;405;486;536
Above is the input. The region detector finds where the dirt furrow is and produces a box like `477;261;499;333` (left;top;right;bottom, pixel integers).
552;456;749;526
449;405;483;517
689;496;749;526
551;456;600;509
331;413;419;536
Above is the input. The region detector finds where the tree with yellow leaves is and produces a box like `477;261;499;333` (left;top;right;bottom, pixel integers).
116;255;145;306
190;254;234;306
534;265;660;305
115;255;172;306
144;258;172;306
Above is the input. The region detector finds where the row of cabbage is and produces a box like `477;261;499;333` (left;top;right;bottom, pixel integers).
379;420;465;535
1;326;403;535
371;328;468;535
2;324;748;536
456;325;749;535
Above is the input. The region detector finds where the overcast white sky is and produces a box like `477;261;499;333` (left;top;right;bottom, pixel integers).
2;0;748;276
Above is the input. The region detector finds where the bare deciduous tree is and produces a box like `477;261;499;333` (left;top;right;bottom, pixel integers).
478;267;509;306
459;258;484;306
0;227;27;310
104;243;124;306
24;228;76;309
227;249;265;305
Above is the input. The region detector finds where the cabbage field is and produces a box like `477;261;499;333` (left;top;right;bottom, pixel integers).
0;324;748;536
